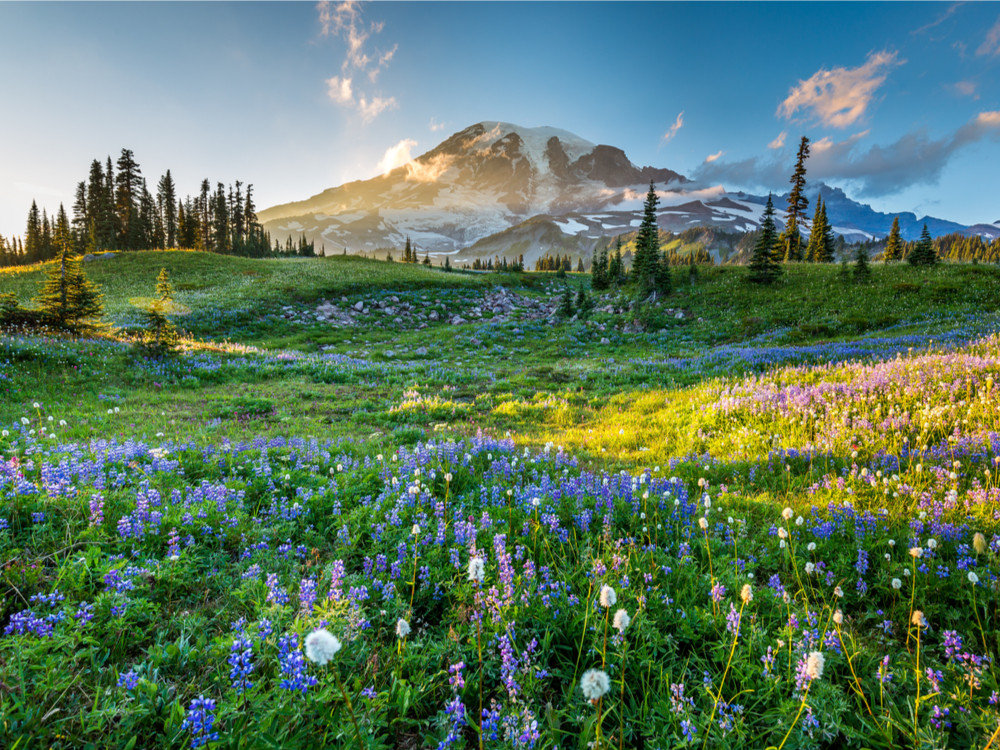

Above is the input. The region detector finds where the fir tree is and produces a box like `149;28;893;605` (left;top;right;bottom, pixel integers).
35;204;103;334
591;245;609;290
883;216;904;261
853;243;871;282
556;287;575;319
157;171;178;248
908;224;937;266
575;284;594;318
748;195;782;284
631;181;661;292
24;200;42;263
780;136;810;262
138;268;180;357
608;236;624;285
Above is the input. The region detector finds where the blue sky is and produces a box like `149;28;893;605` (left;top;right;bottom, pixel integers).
1;1;999;238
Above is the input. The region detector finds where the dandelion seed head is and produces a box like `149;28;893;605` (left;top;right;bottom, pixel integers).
599;585;617;608
612;609;630;632
805;651;824;680
304;629;341;666
395;618;410;638
580;669;610;700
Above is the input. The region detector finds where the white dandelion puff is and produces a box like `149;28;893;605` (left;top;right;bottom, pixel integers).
612;609;630;632
304;629;341;666
395;618;411;638
599;585;617;608
580;669;611;700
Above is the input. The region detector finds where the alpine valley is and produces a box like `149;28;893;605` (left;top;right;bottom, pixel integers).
259;121;1000;265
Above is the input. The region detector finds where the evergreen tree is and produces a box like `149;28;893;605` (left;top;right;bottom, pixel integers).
556;287;574;319
819;200;836;263
853;243;871;281
908;224;937;266
608;236;625;285
423;252;431;267
72;181;88;251
780;136;810;262
24;200;42;263
138;268;180;357
443;255;452;272
805;195;824;262
404;236;413;263
748;194;782;284
157;170;178;248
591;245;609;290
883;216;904;261
115;149;143;249
575;284;594;318
35;204;103;334
631;181;661;292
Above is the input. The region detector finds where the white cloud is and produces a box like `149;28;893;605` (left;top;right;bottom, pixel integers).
326;76;354;105
429;118;446;132
705;151;724;163
375;139;454;182
778;51;903;128
692;112;1000;197
951;80;978;98
318;0;397;121
977;15;1000;57
377;138;417;174
662;111;684;143
768;131;787;150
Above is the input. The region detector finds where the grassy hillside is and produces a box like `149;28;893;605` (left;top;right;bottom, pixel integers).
4;252;1000;748
0;250;509;330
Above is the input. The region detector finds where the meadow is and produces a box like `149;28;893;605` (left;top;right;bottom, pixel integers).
3;251;1000;748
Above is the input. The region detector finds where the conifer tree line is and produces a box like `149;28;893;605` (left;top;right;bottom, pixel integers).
0;148;279;267
471;255;524;272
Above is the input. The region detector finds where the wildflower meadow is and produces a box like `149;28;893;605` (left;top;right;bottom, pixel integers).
2;255;1000;748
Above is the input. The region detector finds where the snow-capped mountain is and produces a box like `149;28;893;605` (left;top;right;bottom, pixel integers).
259;122;1000;260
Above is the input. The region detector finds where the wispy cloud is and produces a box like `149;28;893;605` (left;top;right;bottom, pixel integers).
376;138;454;182
977;15;1000;57
912;2;964;35
778;51;903;128
428;118;446;133
691;111;1000;197
661;112;684;143
949;80;979;98
319;0;397;121
377;138;417;174
767;131;787;150
705;150;724;163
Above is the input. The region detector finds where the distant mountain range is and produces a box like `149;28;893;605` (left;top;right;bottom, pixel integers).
259;121;1000;264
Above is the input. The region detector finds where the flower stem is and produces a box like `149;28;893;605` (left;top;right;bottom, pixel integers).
333;669;365;749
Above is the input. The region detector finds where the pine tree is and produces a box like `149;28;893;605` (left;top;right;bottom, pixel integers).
908;224;937;266
608;237;625;285
404;236;413;263
748;195;782;284
24;200;42;263
157;171;178;248
780;136;810;262
819;201;836;263
853;243;871;281
805;195;825;262
631;181;662;292
883;216;903;261
115;148;143;249
35;205;103;334
575;284;594;318
591;245;609;290
556;287;574;319
138;268;180;357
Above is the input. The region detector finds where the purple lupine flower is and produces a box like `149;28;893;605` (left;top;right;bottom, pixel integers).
299;578;317;613
277;633;317;695
118;670;140;690
229;635;254;694
181;695;219;748
266;573;288;606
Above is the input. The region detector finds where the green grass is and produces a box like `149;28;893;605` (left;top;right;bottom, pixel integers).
5;252;1000;747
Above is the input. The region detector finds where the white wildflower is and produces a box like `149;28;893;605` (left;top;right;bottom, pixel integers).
468;556;486;583
395;618;411;638
782;507;793;521
612;609;630;632
698;517;708;531
580;669;611;701
805;651;825;680
741;584;753;604
833;610;843;626
304;629;341;666
968;572;980;585
891;578;902;590
599;585;617;608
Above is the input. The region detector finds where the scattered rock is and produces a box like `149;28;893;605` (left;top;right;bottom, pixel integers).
600;337;611;345
353;301;365;311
